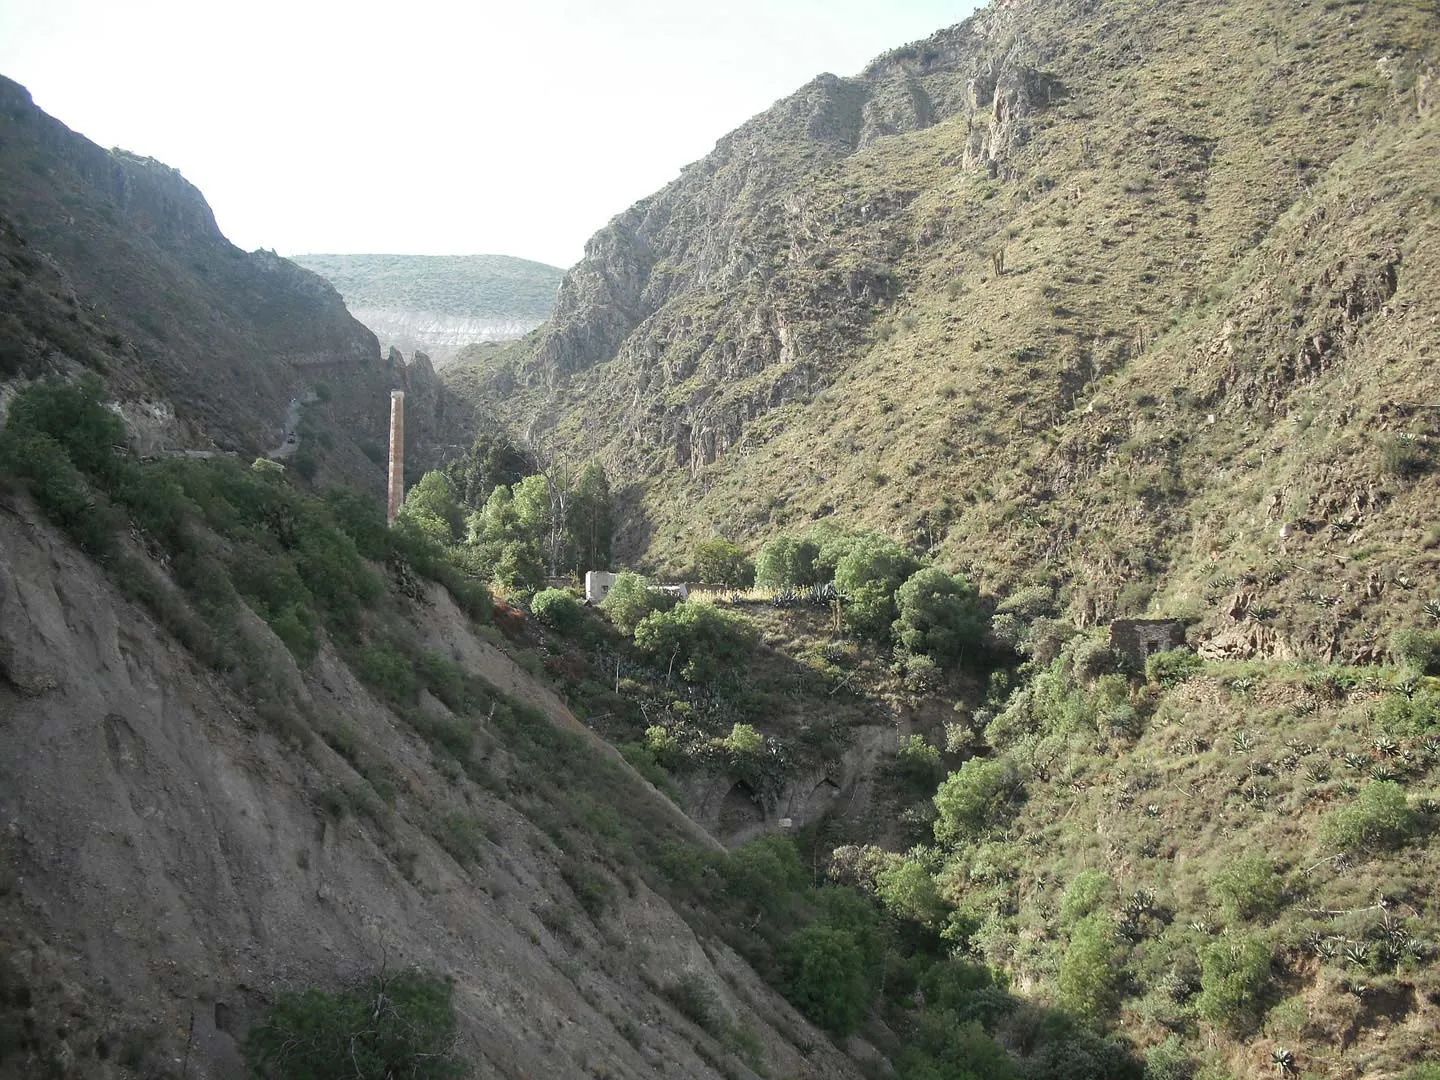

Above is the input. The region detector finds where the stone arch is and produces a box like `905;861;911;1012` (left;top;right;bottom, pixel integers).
719;781;764;834
802;777;843;821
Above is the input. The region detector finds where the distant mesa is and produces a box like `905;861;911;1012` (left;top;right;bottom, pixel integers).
292;253;565;367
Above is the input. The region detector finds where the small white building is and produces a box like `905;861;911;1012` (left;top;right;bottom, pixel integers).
584;571;690;604
584;571;617;603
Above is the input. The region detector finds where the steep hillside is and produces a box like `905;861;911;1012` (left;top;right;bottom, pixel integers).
293;254;564;366
446;0;1440;660
0;480;858;1080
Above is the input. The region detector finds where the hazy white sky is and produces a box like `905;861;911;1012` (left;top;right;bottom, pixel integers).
0;0;979;268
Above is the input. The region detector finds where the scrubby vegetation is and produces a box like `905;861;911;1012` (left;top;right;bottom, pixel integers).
245;969;465;1080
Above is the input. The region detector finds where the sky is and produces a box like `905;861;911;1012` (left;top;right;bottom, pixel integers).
0;0;980;269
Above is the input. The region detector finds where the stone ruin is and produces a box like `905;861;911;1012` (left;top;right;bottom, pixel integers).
1109;618;1187;666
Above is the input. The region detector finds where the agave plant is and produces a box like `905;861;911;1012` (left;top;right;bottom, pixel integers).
1271;1048;1297;1076
1372;735;1400;758
1343;941;1370;966
1369;763;1402;783
1303;762;1331;784
1231;730;1256;755
1342;752;1369;771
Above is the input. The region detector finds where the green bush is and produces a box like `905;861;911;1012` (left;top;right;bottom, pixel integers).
754;534;821;589
892;567;987;665
530;587;582;633
244;970;464;1080
0;427;117;554
1373;687;1440;733
780;925;872;1034
633;601;757;683
1379;434;1433;479
933;756;1019;844
1195;935;1272;1033
1145;648;1202;686
600;571;666;634
1210;855;1283;922
722;835;804;915
1057;912;1124;1020
3;375;126;486
1143;1035;1195;1080
834;536;922;638
896;1012;1015;1080
1391;629;1440;675
1059;870;1117;927
1321;781;1414;852
694;537;755;588
876;858;947;927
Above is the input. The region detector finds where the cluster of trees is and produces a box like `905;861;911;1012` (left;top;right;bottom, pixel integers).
753;525;987;670
394;427;614;593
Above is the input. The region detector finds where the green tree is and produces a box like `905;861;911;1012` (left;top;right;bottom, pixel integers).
1321;780;1414;852
1059;870;1117;927
834;537;921;638
876;857;947;927
754;534;821;590
244;969;465;1080
1210;855;1284;922
892;567;986;665
531;587;582;633
445;423;531;508
564;461;613;574
398;471;465;544
694;538;754;588
933;757;1019;844
780;925;872;1035
1057;913;1123;1020
1196;935;1272;1033
634;602;758;683
600;571;667;635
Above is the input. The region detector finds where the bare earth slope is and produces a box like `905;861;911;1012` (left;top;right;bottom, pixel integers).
446;0;1440;659
0;493;858;1080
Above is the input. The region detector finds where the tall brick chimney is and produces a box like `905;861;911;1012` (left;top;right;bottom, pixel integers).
387;390;405;525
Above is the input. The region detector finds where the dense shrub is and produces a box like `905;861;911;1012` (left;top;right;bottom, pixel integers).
244;969;464;1080
693;537;754;588
600;572;667;634
722;835;805;915
1059;870;1117;927
1373;686;1440;733
892;567;987;665
1321;781;1414;852
780;925;872;1034
754;534;821;589
876;858;947;927
835;537;922;638
1210;855;1284;922
1195;935;1272;1033
530;587;582;633
634;601;757;683
933;757;1019;844
1057;913;1123;1020
1379;434;1433;479
896;1012;1015;1080
1390;628;1440;675
1145;648;1202;686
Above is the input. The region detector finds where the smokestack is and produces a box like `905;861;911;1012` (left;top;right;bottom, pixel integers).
387;390;405;525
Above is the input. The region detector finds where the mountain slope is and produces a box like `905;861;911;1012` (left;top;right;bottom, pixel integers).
0;77;873;1080
292;253;564;366
445;0;1440;660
